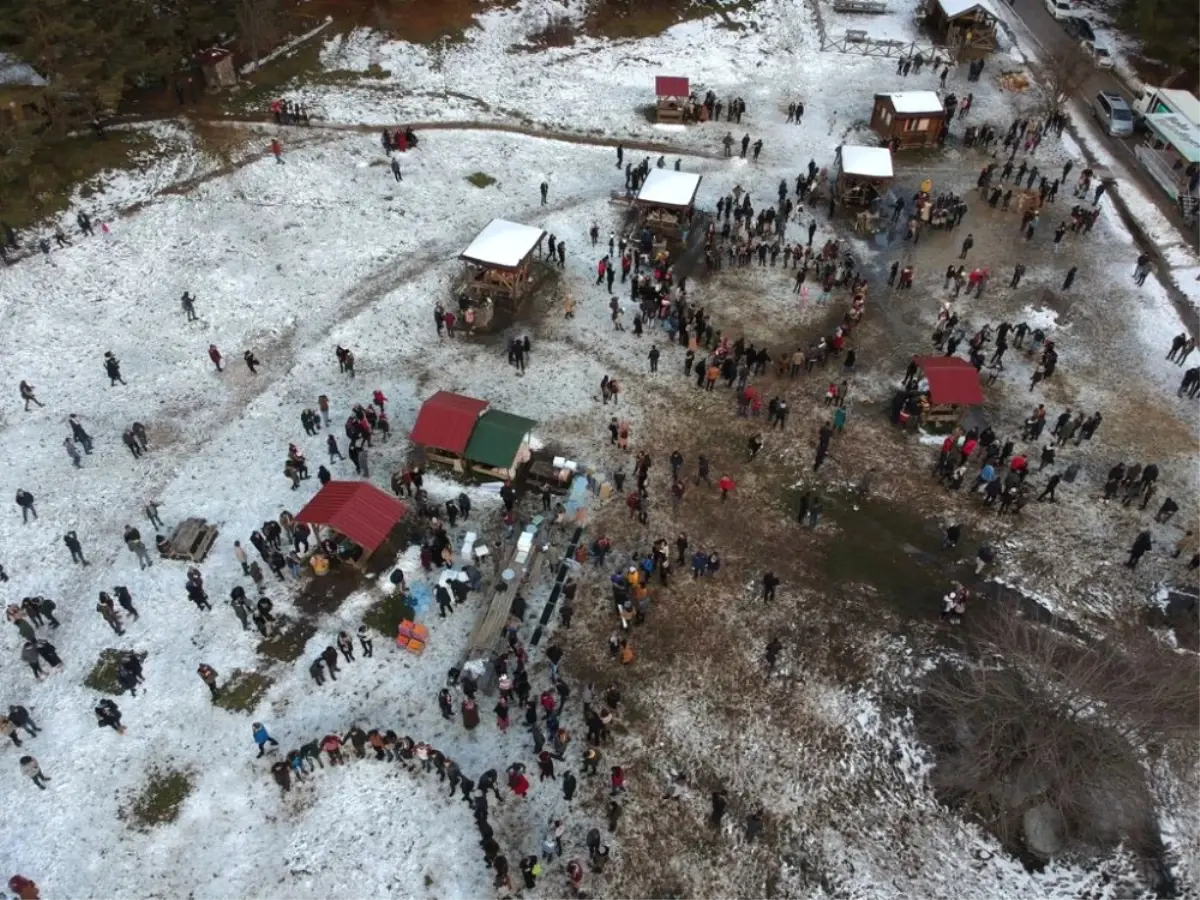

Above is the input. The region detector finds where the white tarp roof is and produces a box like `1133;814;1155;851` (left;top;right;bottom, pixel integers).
636;169;702;208
935;0;996;18
1144;113;1200;164
460;219;545;268
840;145;894;178
884;91;945;115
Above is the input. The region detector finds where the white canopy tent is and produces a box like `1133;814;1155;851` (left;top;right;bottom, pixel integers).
839;145;894;179
636;169;702;209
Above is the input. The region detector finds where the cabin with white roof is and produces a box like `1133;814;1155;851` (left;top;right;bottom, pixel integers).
834;145;894;208
459;219;546;307
921;0;997;56
871;91;948;150
633;169;702;240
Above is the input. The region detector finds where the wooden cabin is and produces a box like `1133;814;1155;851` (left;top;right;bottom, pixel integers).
409;391;489;473
834;145;894;208
655;76;690;124
921;0;998;57
462;410;538;481
871;92;947;149
459;219;546;308
912;355;984;428
196;48;237;91
634;169;702;241
295;481;408;568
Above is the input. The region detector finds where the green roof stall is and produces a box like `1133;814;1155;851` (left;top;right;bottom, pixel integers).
464;410;538;479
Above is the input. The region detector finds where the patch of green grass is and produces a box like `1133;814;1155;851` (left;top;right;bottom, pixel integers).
257;618;317;663
466;171;497;188
213;669;274;712
84;649;126;695
121;769;194;830
363;590;415;638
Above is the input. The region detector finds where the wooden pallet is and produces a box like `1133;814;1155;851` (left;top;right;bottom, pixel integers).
163;517;219;562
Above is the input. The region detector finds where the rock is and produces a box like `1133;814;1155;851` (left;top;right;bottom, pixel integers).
1023;803;1065;858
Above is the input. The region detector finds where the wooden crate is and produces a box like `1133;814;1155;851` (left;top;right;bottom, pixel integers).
163;517;219;562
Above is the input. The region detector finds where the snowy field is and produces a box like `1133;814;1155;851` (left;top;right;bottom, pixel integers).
1;0;1197;897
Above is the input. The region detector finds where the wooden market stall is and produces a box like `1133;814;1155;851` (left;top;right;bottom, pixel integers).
921;0;998;57
654;76;690;123
913;355;984;427
834;145;894;208
463;410;538;480
634;169;702;241
871;92;947;149
409;391;490;473
459;219;546;309
295;481;408;569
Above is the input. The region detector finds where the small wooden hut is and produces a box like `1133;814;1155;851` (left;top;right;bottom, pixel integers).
463;410;538;480
409;391;490;473
913;355;984;427
834;145;894;208
871;92;947;149
196;48;237;91
459;219;546;309
655;76;690;124
922;0;998;57
634;169;702;241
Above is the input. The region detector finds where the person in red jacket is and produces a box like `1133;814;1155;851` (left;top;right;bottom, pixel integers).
595;257;607;285
208;344;223;372
8;876;39;900
372;389;388;411
443;310;457;337
270;138;283;164
610;765;626;795
718;475;735;501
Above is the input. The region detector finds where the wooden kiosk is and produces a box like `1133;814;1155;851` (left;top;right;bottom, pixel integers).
463;410;538;481
912;355;984;427
409;391;489;473
295;481;408;568
655;76;690;124
921;0;998;57
835;145;894;208
871;92;947;149
459;219;546;309
634;169;702;241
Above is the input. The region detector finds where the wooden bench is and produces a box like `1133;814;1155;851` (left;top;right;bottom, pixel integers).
162;517;219;562
834;0;889;13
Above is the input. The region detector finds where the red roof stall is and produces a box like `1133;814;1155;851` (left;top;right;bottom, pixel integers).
296;481;408;564
655;76;690;123
408;391;489;472
913;356;984;426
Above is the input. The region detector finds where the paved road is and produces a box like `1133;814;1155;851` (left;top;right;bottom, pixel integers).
1004;0;1197;250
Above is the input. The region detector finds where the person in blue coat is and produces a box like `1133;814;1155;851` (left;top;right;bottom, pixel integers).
253;722;279;758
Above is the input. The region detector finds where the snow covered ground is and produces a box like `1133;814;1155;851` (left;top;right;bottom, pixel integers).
0;0;1196;896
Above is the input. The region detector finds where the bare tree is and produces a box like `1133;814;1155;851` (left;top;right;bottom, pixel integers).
918;604;1198;861
1033;44;1092;119
236;0;282;69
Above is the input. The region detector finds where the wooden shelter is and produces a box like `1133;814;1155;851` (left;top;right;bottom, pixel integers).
921;0;997;57
196;48;237;91
913;355;984;427
459;219;546;308
655;76;690;124
834;145;894;208
295;481;407;567
871;92;947;149
409;391;489;473
634;169;702;240
463;410;538;480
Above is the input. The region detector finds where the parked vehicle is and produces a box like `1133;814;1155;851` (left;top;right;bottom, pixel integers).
1061;16;1096;40
1091;90;1135;137
1080;39;1114;69
1044;0;1075;18
1131;86;1200;127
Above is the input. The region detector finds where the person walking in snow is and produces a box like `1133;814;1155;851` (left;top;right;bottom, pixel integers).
104;352;125;386
94;698;126;734
113;585;139;620
253;722;280;757
96;593;124;635
208;345;223;372
68;414;93;453
181;291;197;321
244;350;260;373
540;181;548;205
390;156;402;182
63;530;87;565
18;381;42;411
20;755;49;789
124;525;153;569
197;663;220;700
270;138;283;164
15;489;35;523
